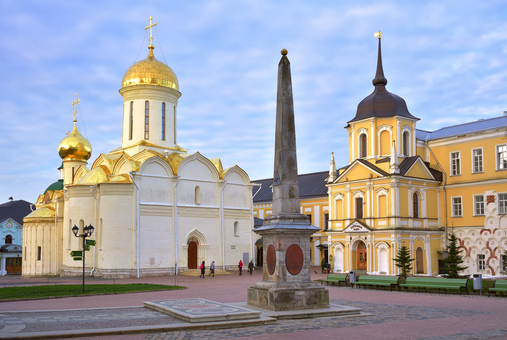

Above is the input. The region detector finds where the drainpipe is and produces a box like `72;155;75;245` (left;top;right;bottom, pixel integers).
426;141;448;247
221;181;227;270
129;172;140;278
173;177;181;275
90;185;98;276
251;183;262;266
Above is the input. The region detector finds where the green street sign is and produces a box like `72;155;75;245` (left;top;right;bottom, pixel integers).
86;239;96;246
84;245;90;251
70;251;82;257
73;257;82;261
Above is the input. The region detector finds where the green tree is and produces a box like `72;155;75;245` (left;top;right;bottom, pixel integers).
443;230;468;278
393;245;415;277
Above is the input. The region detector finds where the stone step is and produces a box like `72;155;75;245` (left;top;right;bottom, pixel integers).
179;269;232;276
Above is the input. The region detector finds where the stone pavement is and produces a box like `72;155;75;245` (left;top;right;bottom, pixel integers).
1;268;506;340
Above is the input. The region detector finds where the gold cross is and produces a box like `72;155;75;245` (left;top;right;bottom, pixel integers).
71;93;80;122
145;16;158;47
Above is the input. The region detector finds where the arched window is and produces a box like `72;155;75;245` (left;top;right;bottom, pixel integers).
413;192;419;218
144;101;149;139
403;131;409;156
234;221;239;237
5;235;12;244
162;102;166;141
356;197;363;219
129;101;134;140
195;186;201;205
360;134;367;158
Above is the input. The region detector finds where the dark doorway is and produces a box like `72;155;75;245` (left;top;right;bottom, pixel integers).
357;241;367;270
188;241;198;269
416;247;424;273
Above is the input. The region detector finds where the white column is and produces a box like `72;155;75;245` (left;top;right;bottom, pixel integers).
397;121;401;154
370;120;375;158
314;205;320;229
413;122;417;156
351;124;355;161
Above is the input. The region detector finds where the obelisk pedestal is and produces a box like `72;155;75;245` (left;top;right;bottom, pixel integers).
247;49;329;311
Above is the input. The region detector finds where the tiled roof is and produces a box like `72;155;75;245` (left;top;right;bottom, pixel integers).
356;159;389;176
0;199;33;225
252;171;329;203
399;156;419;175
253;217;264;227
417;116;507;141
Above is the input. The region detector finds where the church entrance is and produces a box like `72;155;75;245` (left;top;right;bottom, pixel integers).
6;257;22;274
416;247;424;273
187;238;198;269
357;241;367;270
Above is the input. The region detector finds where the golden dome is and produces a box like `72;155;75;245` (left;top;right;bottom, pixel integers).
121;47;179;90
58;122;92;161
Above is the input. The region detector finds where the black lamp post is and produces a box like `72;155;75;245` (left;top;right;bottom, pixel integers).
72;224;94;293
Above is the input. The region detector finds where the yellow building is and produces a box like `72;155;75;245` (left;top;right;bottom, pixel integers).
326;37;507;277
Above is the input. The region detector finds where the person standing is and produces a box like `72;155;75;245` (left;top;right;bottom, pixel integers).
209;261;215;277
248;260;254;275
200;261;205;278
238;260;243;275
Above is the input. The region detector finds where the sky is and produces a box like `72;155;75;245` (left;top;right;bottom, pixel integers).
1;0;507;203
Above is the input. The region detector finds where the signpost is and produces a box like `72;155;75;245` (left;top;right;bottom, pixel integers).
71;224;94;293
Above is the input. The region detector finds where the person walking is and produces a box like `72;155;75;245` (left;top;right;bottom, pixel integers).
248;260;254;275
209;261;215;277
238;260;243;275
200;261;205;278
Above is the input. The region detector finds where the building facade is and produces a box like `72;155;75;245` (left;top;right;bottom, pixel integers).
0;198;31;275
326;37;507;277
22;21;254;278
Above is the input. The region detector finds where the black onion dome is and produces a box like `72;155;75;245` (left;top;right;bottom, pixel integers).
348;38;418;124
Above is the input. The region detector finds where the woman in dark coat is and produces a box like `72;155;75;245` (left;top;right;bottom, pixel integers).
200;261;205;278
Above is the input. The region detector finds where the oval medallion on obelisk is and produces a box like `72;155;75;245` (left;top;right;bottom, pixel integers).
285;244;303;275
266;245;276;275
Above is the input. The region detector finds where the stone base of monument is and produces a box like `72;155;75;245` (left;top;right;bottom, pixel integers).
247;281;329;311
232;301;362;320
144;298;262;323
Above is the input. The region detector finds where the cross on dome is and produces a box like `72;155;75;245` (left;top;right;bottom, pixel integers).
71;93;80;122
145;16;158;48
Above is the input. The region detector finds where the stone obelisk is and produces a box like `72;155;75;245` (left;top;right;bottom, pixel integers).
247;49;329;311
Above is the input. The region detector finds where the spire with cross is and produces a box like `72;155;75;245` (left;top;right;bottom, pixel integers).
145;16;158;48
71;93;80;123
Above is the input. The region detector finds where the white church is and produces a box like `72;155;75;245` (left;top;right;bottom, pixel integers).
22;19;255;278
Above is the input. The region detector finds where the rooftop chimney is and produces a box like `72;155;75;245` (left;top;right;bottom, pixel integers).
504;111;506;116
8;197;13;202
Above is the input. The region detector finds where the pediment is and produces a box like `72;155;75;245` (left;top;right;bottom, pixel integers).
403;158;435;180
335;159;387;183
343;220;372;233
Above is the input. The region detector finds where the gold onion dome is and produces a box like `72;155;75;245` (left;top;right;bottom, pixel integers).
58;122;92;161
121;46;179;90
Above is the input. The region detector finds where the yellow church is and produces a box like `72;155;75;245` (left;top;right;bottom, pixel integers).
255;35;507;277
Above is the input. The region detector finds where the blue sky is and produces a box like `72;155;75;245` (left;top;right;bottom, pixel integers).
1;0;507;202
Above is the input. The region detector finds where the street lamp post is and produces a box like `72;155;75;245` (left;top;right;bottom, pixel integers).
72;224;94;293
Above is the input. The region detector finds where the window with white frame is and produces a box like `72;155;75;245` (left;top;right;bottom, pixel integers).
497;144;507;170
477;254;486;270
450;152;461;176
499;193;507;214
472;148;483;173
502;254;507;272
474;195;484;216
452;197;462;217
